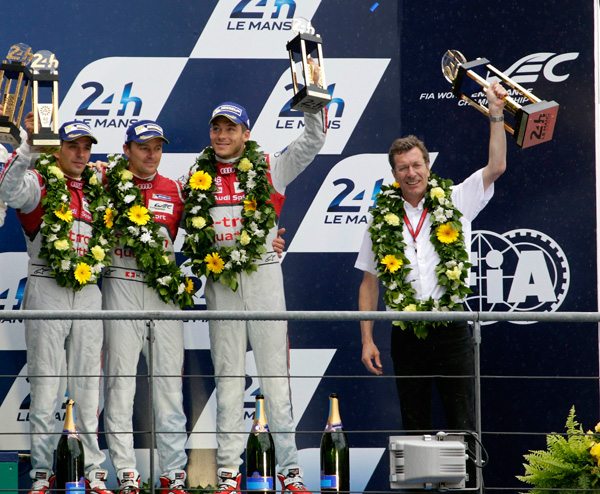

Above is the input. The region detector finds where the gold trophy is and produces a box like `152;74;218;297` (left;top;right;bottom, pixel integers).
0;43;33;147
286;17;332;114
442;50;559;149
29;49;60;153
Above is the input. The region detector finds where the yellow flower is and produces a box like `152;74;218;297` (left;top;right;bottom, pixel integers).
54;239;70;251
392;182;400;188
184;277;194;294
191;216;207;229
238;158;253;172
591;443;600;465
244;198;257;212
48;165;64;179
239;230;251;246
120;169;134;181
436;222;459;244
403;304;418;312
430;186;445;200
446;266;462;280
189;170;212;190
595;422;600;433
89;173;98;185
384;212;400;226
381;254;402;273
74;262;92;284
91;245;105;261
127;204;150;226
104;208;114;228
54;205;73;222
204;252;224;274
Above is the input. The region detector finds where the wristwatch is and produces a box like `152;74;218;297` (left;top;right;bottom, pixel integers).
489;115;504;122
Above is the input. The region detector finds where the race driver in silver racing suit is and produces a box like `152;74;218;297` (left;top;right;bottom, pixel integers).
198;101;327;494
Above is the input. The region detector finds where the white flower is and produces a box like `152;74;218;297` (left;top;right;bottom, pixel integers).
190;206;200;215
249;222;259;232
445;260;457;268
254;211;262;221
177;283;185;295
230;250;241;262
92;263;104;274
429;179;438;187
99;236;108;245
124;194;136;204
47;234;58;242
393;293;405;304
61;194;69;202
450;294;460;303
246;179;256;189
61;260;71;271
40;159;49;165
247;170;257;179
140;232;153;243
445;209;453;219
439;197;449;206
433;207;447;223
254;229;265;238
224;262;232;270
127;226;140;236
157;276;172;285
388;282;397;290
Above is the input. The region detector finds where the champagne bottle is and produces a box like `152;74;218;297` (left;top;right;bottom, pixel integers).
55;399;86;493
320;393;350;492
246;394;275;493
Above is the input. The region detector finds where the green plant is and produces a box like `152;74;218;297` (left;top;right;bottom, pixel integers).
517;406;600;493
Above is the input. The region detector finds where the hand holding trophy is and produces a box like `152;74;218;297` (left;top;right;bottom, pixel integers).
286;17;332;114
441;50;558;148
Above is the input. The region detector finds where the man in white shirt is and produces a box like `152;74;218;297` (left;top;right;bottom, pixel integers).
355;81;507;438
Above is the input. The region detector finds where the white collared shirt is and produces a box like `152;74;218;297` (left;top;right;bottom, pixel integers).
355;168;494;301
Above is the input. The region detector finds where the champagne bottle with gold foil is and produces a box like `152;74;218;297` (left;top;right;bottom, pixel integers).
246;394;276;493
55;399;86;493
320;393;349;492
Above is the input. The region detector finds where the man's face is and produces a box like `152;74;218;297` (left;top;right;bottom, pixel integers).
391;147;430;206
209;116;250;161
53;137;92;179
123;138;163;179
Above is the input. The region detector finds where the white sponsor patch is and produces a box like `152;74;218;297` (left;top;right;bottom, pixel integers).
148;199;174;215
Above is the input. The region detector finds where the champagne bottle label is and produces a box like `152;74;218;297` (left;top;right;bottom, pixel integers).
65;479;86;494
251;422;270;434
321;472;339;489
247;471;274;491
325;421;343;432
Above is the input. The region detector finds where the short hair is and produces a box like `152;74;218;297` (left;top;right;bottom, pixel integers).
388;135;430;168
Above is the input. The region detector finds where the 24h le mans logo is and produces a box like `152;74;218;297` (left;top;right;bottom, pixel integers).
467;229;570;324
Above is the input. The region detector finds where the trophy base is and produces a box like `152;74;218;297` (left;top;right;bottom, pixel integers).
291;85;332;114
31;132;61;154
514;100;559;148
0;121;22;147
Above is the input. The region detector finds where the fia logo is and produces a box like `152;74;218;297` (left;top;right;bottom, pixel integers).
466;229;570;323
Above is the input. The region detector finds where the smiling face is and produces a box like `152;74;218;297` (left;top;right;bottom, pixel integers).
123;138;163;178
391;147;431;207
53;137;93;179
209;116;250;161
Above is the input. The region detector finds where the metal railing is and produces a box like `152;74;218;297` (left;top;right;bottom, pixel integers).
1;309;599;493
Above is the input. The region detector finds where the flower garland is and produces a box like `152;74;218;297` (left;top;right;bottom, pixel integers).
37;154;115;289
182;140;276;291
369;173;472;338
105;154;195;308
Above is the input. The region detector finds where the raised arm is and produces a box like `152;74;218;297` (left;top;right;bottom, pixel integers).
482;80;508;191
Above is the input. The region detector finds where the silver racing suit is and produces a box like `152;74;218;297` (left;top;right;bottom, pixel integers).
0;142;106;478
102;172;188;475
204;110;327;472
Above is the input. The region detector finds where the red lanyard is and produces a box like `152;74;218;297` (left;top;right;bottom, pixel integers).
403;208;428;243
